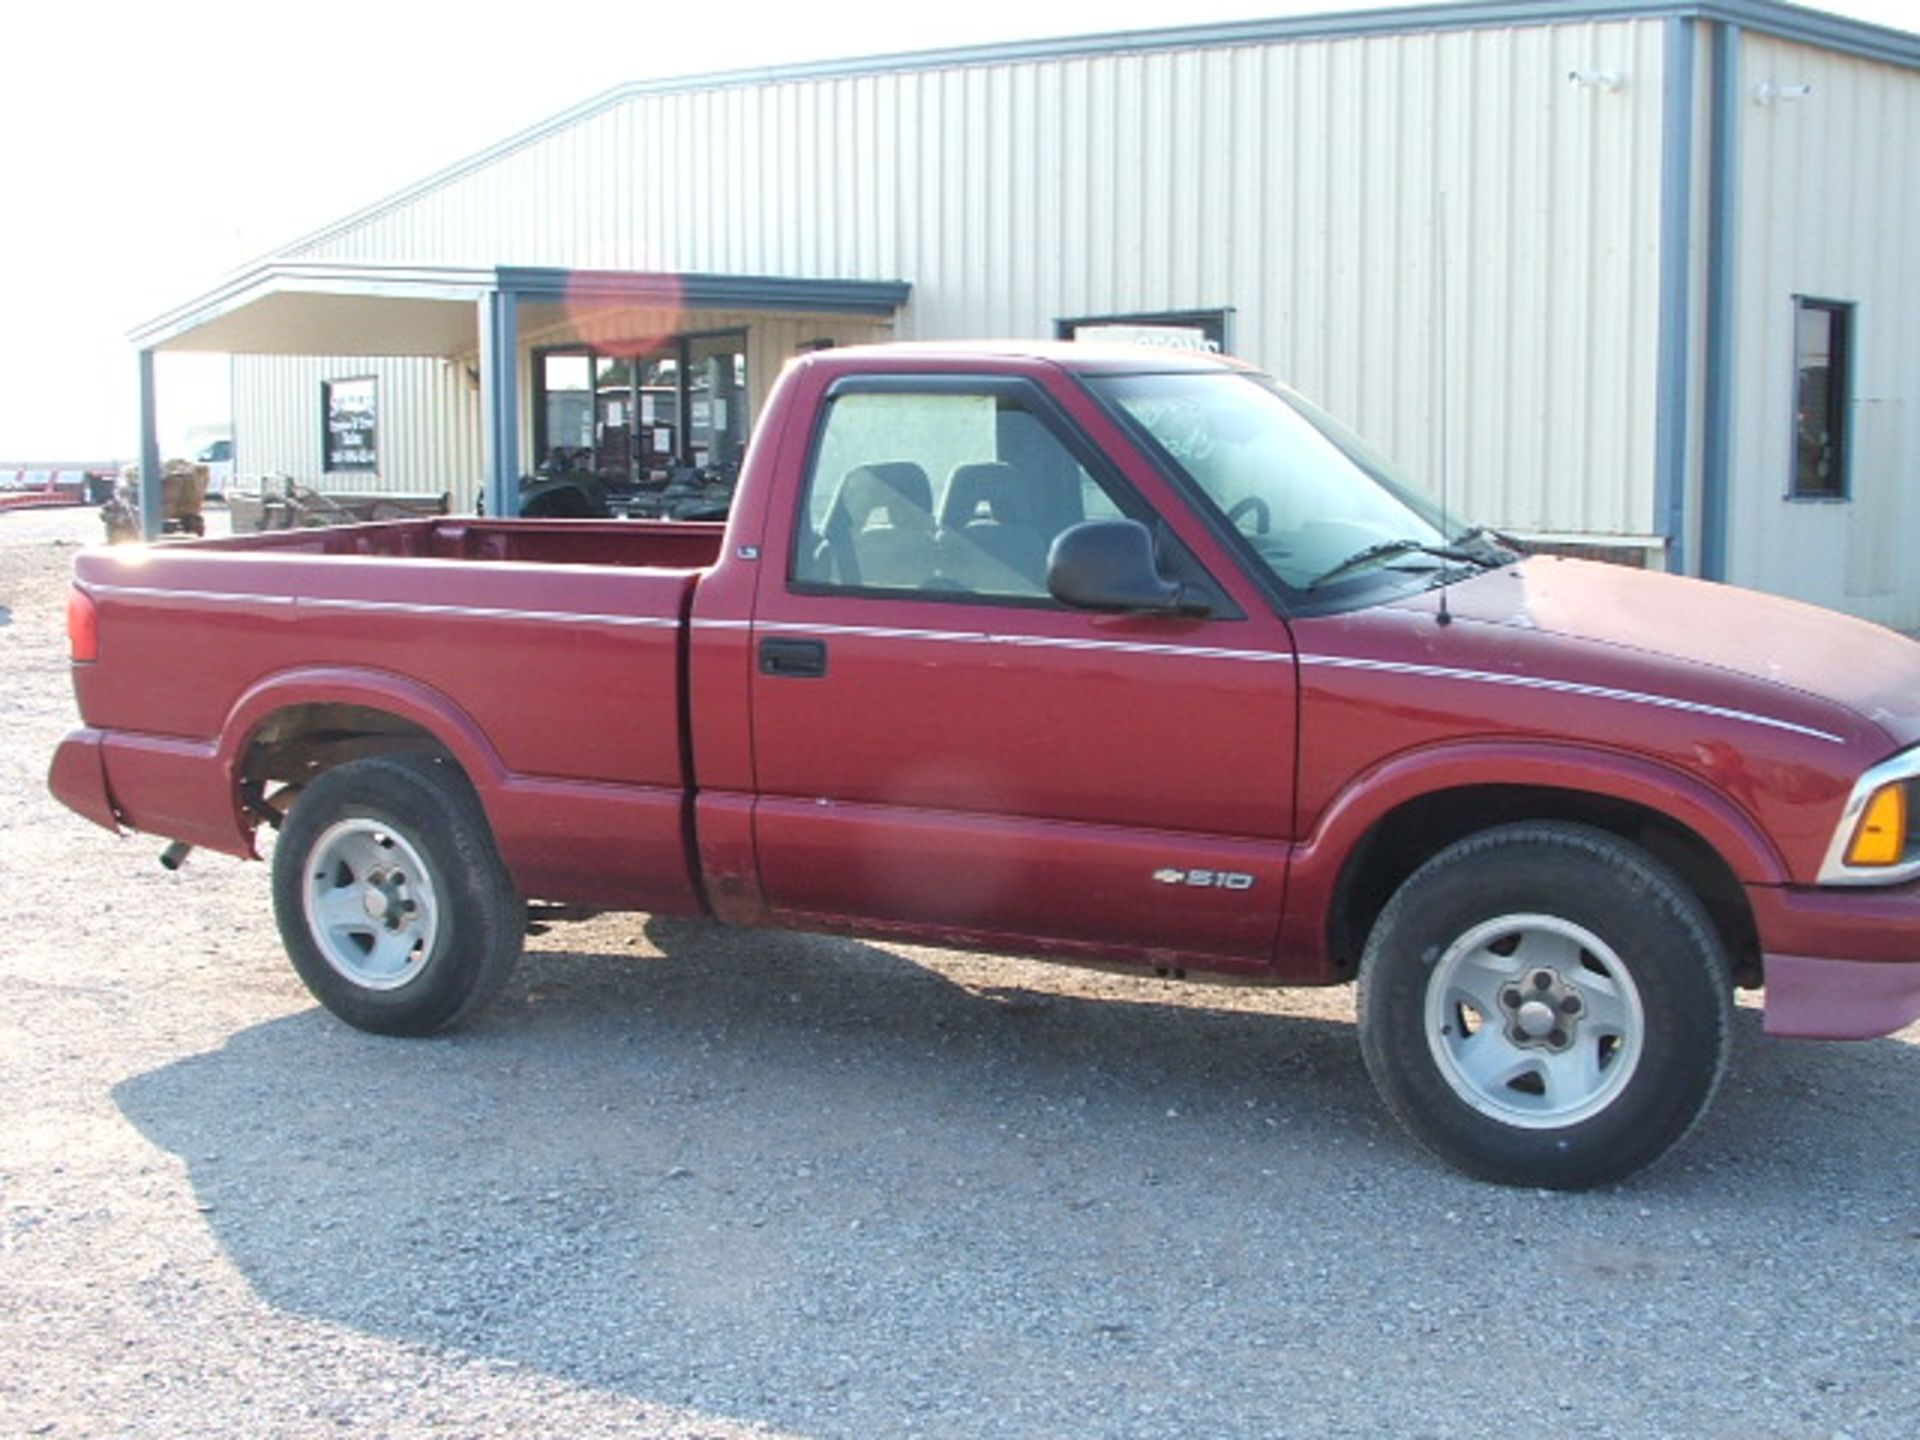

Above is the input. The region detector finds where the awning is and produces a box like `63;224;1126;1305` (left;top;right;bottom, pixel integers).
127;261;912;531
131;261;911;357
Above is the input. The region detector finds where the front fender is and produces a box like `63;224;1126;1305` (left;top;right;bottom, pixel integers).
1275;738;1790;978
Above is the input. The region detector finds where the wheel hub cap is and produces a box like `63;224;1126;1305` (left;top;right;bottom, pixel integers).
1498;967;1586;1051
1423;914;1645;1129
302;821;440;991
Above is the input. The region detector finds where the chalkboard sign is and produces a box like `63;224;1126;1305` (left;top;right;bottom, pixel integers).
322;377;378;473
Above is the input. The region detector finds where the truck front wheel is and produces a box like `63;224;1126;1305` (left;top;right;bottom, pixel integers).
271;754;523;1035
1357;822;1732;1189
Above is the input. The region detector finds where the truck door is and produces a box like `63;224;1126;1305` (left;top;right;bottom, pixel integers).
746;372;1297;964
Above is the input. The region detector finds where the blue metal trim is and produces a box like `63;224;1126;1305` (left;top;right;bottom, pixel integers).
1697;1;1920;70
496;267;910;316
1653;15;1697;575
137;349;161;541
1700;20;1742;583
478;290;520;518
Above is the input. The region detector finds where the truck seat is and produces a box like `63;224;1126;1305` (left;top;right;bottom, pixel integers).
818;462;941;589
938;462;1049;595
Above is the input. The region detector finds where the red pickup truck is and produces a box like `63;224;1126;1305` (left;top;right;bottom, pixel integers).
49;342;1920;1188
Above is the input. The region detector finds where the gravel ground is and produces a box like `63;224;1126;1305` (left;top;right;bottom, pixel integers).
2;504;1917;1440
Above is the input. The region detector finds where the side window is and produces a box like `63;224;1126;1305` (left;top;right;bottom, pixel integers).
793;389;1121;601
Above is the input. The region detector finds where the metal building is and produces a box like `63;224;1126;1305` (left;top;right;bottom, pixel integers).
131;0;1920;627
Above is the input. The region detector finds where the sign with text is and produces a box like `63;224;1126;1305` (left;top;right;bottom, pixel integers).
322;377;378;473
1059;310;1231;355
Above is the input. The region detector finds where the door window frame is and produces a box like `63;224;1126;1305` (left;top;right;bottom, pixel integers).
784;372;1239;617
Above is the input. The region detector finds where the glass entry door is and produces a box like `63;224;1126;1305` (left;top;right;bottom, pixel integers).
685;334;748;480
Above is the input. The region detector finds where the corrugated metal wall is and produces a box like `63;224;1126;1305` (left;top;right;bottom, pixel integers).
280;17;1671;539
233;355;481;498
1726;33;1920;630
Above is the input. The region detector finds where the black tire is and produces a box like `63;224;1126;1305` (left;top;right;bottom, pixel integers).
271;753;523;1036
1356;821;1732;1189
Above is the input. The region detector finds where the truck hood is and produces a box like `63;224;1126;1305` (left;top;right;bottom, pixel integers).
1419;558;1920;749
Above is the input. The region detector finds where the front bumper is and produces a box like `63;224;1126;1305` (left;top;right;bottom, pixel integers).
1751;880;1920;1039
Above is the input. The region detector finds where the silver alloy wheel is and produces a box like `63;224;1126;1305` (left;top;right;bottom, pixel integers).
300;818;441;992
1424;912;1645;1129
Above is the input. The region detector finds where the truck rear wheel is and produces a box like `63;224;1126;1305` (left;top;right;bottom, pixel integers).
271;753;523;1035
1357;822;1732;1189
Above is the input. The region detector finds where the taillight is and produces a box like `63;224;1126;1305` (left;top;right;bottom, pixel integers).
67;585;98;662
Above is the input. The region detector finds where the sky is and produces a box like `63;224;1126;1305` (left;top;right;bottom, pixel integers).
1;0;1915;461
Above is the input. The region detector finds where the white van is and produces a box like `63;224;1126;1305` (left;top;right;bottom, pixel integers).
193;438;233;499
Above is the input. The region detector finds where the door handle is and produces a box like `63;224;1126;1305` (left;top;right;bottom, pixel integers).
759;636;828;678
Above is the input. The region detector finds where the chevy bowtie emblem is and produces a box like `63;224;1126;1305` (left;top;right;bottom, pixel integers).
1152;868;1187;885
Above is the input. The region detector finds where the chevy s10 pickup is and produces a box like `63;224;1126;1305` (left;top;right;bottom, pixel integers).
48;342;1920;1187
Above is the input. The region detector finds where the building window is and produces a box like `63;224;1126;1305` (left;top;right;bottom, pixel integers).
532;331;747;487
1791;298;1851;500
1057;309;1232;354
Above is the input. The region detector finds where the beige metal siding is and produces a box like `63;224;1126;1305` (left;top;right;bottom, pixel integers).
232;355;481;500
282;17;1672;540
1726;33;1920;629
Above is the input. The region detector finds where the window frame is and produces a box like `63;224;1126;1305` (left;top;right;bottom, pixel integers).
1787;296;1854;503
531;344;597;472
785;372;1238;616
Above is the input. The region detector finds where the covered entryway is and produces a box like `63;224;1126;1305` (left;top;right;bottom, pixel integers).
127;261;910;536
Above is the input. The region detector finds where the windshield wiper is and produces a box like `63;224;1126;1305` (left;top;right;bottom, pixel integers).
1448;525;1524;563
1307;538;1487;590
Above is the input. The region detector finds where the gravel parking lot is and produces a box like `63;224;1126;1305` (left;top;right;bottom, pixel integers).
2;505;1917;1439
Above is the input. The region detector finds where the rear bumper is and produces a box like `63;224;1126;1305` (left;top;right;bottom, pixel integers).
47;727;120;834
46;725;249;857
1751;881;1920;1039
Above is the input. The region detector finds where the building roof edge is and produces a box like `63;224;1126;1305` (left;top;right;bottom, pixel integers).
194;0;1920;299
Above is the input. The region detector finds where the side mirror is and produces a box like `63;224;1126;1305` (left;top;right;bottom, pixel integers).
1047;519;1209;616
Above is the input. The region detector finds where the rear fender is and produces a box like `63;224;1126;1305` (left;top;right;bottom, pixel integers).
219;667;508;853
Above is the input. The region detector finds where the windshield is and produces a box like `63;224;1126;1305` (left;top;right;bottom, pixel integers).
1090;371;1470;595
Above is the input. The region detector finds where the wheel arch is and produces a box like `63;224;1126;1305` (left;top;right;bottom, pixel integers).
220;669;507;847
1304;742;1782;986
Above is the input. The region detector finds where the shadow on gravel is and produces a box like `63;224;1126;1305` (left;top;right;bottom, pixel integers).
113;920;1920;1437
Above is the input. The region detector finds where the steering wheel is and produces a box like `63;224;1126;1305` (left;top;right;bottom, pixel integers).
1225;495;1272;535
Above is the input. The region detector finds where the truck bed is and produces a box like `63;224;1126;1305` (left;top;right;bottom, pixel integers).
67;517;721;912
